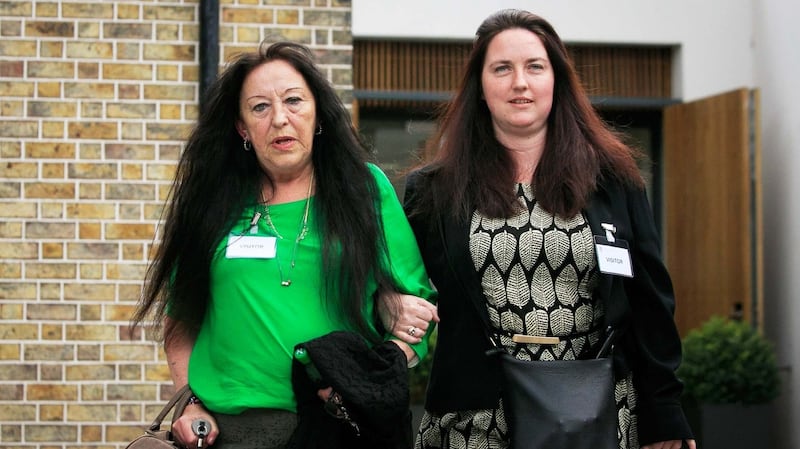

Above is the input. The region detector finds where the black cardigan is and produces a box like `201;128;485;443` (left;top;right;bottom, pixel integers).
290;331;412;449
403;170;694;446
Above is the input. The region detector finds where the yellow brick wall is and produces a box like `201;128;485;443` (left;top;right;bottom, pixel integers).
0;1;353;447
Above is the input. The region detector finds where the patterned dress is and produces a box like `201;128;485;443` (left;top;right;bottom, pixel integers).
416;184;638;449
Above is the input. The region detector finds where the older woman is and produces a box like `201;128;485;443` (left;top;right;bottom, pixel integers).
403;9;696;449
132;41;436;449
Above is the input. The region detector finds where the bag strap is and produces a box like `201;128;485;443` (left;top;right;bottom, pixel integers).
146;384;193;433
595;327;618;359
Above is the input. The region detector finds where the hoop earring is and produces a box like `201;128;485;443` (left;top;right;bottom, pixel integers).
243;138;252;151
315;124;322;135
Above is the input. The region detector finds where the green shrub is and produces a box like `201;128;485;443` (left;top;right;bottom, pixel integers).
677;316;780;405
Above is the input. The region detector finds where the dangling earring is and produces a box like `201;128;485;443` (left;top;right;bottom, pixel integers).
315;124;322;135
243;138;252;151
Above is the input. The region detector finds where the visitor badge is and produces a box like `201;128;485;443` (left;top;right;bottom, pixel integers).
226;235;277;259
594;223;633;277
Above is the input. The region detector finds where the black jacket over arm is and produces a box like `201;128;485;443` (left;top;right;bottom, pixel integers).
403;170;693;445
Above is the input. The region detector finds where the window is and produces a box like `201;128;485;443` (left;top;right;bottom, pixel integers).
360;110;437;198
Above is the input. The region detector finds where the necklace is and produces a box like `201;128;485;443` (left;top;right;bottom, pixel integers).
261;173;314;287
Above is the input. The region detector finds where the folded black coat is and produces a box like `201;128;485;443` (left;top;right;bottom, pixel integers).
288;331;413;449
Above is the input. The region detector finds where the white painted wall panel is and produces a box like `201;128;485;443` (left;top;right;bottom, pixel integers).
755;0;800;446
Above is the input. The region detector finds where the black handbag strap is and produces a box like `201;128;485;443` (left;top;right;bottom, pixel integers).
595;328;618;359
147;384;193;432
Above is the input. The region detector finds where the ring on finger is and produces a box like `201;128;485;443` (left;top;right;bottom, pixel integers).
408;326;417;336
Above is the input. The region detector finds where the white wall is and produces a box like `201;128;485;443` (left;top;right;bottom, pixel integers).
352;0;754;101
354;1;800;447
754;0;800;447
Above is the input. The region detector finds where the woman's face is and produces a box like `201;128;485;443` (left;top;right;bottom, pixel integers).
236;60;317;180
481;28;554;140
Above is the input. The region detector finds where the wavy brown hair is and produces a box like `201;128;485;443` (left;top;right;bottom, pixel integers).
411;9;644;221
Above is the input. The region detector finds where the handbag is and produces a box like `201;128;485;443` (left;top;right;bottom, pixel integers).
491;329;618;449
126;384;194;449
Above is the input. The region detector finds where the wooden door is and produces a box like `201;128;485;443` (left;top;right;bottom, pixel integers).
663;88;762;336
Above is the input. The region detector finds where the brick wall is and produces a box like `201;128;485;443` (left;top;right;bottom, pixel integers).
0;1;353;447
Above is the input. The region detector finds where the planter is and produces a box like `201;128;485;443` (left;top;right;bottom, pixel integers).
687;401;773;449
677;316;781;448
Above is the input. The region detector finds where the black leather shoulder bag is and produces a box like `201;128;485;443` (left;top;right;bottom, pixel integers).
488;329;618;449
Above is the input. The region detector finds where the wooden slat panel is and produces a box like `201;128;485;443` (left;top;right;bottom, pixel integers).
353;41;672;109
570;46;672;98
663;88;753;335
353;40;470;110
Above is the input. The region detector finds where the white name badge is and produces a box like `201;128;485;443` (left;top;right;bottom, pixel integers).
594;236;633;277
226;235;277;259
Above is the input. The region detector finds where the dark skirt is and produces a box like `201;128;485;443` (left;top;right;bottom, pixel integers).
211;408;297;449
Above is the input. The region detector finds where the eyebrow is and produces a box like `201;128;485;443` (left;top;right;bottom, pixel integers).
489;56;548;65
245;87;307;101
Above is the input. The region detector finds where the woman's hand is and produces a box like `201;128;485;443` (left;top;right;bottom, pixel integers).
642;439;696;449
378;292;439;345
172;403;219;448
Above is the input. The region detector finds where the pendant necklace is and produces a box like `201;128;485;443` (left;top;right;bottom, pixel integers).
262;172;314;287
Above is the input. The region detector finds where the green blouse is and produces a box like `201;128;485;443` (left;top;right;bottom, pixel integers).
188;164;435;414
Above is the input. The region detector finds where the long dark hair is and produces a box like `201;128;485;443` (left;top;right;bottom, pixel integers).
412;9;643;221
132;41;392;343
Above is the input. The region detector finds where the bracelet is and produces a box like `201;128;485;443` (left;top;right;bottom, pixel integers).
187;395;203;406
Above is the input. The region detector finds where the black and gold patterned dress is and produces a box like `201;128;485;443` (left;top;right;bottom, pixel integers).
415;183;638;449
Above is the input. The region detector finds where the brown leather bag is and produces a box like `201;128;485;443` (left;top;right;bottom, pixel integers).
126;385;193;449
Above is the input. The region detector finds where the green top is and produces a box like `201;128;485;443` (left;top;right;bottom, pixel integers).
188;164;435;414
